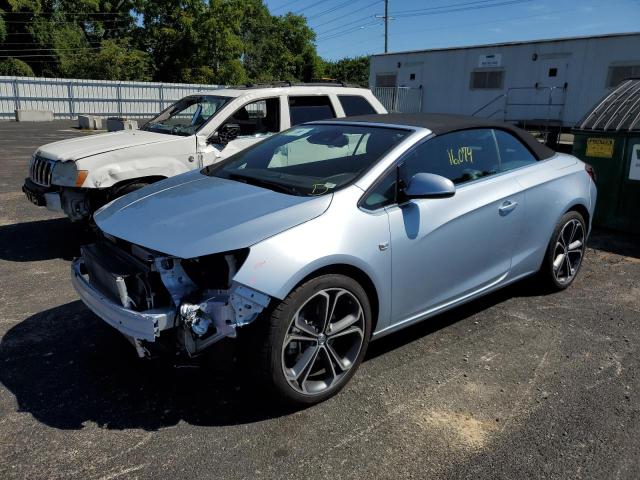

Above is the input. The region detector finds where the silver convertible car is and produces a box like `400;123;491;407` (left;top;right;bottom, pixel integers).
71;113;597;405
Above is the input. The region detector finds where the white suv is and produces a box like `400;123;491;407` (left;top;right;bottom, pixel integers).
22;83;386;221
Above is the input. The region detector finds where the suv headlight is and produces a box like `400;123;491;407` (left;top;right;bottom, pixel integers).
51;161;88;187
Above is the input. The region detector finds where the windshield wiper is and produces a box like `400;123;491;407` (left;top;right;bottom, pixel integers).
227;172;301;196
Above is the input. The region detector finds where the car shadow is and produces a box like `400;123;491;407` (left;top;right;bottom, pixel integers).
0;217;94;262
0;301;296;430
366;276;540;360
0;277;546;431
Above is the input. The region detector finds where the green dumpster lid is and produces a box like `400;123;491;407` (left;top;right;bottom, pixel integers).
577;78;640;132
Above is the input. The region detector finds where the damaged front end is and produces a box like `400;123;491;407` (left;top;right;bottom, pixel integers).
71;235;269;358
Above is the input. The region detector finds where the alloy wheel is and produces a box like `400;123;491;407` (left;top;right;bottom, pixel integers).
552;218;585;285
281;288;365;395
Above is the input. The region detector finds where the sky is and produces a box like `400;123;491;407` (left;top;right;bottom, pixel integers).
264;0;640;60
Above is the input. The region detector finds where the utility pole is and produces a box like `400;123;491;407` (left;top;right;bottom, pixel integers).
384;0;389;53
376;0;391;53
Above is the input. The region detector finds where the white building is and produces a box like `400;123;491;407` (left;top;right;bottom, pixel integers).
369;32;640;129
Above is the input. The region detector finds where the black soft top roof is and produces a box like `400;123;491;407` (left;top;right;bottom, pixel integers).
330;113;556;160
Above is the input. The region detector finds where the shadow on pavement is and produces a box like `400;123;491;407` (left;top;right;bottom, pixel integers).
0;276;548;431
0;301;295;430
367;276;542;360
588;229;640;259
0;218;93;262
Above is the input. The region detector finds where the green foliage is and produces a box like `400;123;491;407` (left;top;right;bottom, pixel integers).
64;39;153;81
0;12;6;43
0;0;363;86
322;56;370;86
0;56;34;75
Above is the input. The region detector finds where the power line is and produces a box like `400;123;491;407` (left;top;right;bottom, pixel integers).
305;0;361;20
293;0;335;15
392;0;519;15
271;0;307;13
316;0;536;44
318;20;381;40
316;13;381;36
312;0;382;29
393;0;534;18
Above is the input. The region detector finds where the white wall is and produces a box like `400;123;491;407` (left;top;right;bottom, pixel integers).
369;33;640;127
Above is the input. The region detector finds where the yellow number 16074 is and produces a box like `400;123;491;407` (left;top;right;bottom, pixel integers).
448;147;473;166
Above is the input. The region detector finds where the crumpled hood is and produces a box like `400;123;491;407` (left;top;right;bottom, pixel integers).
94;171;332;258
38;129;179;161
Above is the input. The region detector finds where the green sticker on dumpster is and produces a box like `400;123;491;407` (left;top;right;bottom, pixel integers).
586;138;614;158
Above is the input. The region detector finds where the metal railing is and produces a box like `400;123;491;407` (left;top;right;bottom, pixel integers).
472;85;567;124
372;86;423;113
0;76;223;119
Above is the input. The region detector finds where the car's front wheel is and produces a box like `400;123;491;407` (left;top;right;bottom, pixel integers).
253;274;372;405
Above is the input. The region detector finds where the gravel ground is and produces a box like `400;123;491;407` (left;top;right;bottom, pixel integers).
0;121;639;480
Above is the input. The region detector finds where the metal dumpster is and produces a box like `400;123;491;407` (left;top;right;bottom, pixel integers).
572;78;640;234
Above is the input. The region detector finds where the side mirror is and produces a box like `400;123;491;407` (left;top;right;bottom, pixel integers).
213;123;241;146
403;173;455;199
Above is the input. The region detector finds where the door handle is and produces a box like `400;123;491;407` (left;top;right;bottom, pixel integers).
498;200;518;215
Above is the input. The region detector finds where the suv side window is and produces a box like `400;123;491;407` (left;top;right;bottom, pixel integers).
401;129;500;185
226;98;280;136
289;96;336;125
338;95;377;116
493;129;538;171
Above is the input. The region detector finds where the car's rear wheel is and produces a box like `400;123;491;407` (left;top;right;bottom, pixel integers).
540;211;587;290
253;274;372;405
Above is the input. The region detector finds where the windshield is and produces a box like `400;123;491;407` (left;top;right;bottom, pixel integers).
205;124;410;196
142;95;231;136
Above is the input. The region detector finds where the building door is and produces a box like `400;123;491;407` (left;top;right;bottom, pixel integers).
533;55;570;121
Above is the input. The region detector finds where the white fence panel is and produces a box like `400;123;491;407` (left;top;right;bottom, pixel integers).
372;86;423;113
0;76;223;119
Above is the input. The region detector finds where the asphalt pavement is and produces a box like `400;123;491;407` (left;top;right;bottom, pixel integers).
0;121;639;479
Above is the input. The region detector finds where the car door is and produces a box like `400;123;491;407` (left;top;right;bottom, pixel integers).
198;97;282;166
383;128;525;323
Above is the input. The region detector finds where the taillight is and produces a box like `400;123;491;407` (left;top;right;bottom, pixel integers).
585;163;596;182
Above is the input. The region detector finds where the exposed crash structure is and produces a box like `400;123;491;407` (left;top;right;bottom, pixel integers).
72;236;269;358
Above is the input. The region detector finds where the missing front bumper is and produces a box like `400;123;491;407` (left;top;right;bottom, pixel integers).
71;258;174;342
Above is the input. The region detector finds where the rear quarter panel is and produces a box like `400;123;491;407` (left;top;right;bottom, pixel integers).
509;153;593;279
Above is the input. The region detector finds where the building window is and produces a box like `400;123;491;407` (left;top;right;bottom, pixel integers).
607;65;640;88
375;74;397;87
548;68;558;77
470;70;504;89
409;73;416;80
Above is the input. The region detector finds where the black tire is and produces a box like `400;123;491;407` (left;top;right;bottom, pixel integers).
112;181;150;199
251;274;372;406
539;210;587;291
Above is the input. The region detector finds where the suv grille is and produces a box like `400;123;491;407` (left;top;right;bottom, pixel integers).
30;155;56;186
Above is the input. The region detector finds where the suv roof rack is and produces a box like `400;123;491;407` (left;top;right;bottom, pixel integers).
226;80;365;89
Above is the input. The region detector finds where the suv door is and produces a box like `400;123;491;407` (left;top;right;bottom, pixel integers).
199;97;282;165
288;95;337;126
380;129;525;323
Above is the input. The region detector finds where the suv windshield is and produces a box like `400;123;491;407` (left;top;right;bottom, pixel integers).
142;95;231;136
205;124;410;196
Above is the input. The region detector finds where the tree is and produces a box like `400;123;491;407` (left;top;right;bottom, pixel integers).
0;56;34;75
0;0;360;86
322;56;370;86
242;8;322;82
